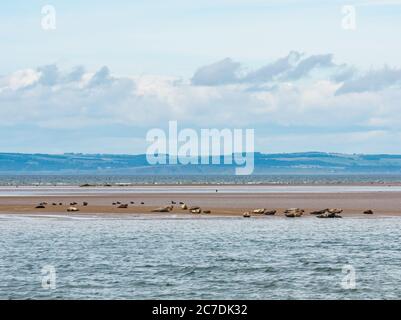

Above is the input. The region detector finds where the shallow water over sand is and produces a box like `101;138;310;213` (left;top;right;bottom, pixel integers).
2;185;401;196
1;215;401;299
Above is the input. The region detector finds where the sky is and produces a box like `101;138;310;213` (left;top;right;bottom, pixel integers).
1;0;401;154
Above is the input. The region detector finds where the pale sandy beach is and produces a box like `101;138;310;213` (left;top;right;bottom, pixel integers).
1;185;401;217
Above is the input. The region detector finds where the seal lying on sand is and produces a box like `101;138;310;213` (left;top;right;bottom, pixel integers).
151;206;173;212
284;208;304;217
363;209;374;214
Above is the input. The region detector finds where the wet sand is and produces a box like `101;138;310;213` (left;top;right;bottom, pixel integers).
1;188;401;217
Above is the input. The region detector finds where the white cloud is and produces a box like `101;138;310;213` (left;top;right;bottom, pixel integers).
191;58;241;85
336;67;401;94
1;54;401;153
4;69;40;91
191;51;337;86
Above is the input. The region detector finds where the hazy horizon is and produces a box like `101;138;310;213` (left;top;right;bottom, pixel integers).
3;150;401;156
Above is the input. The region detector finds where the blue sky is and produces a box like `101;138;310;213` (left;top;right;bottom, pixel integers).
1;0;401;154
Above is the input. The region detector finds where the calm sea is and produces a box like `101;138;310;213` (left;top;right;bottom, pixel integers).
1;174;401;186
1;214;401;299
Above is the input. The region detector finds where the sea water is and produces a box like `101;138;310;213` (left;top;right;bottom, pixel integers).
1;214;401;299
1;174;401;186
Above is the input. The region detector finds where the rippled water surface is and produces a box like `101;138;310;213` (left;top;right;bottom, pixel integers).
2;185;401;196
2;174;401;186
1;215;401;299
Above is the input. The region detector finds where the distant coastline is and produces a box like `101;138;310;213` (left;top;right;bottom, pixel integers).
2;152;401;175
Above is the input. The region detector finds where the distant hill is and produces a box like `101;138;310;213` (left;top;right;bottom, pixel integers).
1;152;401;174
